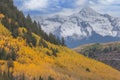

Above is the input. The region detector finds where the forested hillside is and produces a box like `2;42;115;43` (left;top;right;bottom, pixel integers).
0;0;120;80
73;42;120;70
0;0;65;46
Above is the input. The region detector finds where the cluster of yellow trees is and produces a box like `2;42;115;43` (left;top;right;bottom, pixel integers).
0;15;120;80
0;14;4;22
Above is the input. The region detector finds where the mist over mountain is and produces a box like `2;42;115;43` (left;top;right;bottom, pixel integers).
33;7;120;48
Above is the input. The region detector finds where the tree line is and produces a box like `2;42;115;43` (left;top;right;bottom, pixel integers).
0;0;65;47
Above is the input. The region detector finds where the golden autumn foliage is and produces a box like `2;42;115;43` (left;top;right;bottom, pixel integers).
0;13;5;20
0;23;120;80
0;23;11;36
32;33;41;46
18;27;27;37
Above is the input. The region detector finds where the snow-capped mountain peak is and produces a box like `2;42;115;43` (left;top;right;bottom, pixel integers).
33;7;120;48
79;7;100;17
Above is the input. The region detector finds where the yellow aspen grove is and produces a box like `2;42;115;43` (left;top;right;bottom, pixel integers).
0;13;5;22
0;0;120;80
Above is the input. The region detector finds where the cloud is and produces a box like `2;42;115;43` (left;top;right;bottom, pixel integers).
21;0;48;11
76;0;87;6
88;0;120;17
14;0;120;17
14;0;87;16
89;0;120;5
51;8;82;16
98;0;114;5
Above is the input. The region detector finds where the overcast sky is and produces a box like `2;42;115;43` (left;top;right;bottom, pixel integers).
14;0;120;17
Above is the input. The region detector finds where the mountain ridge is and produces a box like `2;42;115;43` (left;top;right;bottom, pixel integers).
0;1;120;80
33;7;120;48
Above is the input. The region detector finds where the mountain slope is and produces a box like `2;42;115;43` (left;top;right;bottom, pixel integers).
0;23;11;36
73;42;120;71
0;0;120;80
0;0;64;46
0;23;120;80
33;7;120;48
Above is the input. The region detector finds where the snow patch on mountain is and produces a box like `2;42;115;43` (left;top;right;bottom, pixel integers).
33;7;120;48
